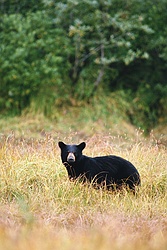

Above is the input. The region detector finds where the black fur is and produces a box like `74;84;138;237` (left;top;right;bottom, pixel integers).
58;141;140;191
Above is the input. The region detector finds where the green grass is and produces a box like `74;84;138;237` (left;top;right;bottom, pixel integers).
0;115;167;250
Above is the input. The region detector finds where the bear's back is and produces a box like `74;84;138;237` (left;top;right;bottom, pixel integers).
81;154;140;187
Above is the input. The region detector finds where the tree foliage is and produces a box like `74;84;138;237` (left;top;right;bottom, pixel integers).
0;0;167;131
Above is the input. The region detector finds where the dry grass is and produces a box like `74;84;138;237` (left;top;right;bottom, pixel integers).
0;116;167;250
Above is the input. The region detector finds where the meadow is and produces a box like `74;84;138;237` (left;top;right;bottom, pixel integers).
0;115;167;250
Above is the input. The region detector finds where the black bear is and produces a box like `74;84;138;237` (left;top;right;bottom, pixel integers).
58;141;140;192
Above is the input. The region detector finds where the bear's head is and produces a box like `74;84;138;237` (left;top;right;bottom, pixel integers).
58;141;86;165
58;141;86;180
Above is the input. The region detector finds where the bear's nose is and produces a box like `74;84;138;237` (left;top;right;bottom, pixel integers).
67;152;75;163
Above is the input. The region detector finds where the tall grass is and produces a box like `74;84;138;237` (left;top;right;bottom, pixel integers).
0;119;167;250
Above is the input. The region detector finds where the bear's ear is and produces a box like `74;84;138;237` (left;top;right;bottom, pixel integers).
77;142;86;151
58;141;66;149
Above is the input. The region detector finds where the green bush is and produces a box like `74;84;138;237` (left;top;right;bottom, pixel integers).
0;0;167;132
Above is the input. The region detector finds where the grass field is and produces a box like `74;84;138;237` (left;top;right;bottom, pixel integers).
0;115;167;250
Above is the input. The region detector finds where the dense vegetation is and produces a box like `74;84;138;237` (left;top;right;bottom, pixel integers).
0;0;167;132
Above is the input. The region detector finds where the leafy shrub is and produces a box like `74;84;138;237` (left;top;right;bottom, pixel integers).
0;0;167;132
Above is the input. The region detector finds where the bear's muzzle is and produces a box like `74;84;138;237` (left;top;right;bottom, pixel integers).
67;152;75;163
